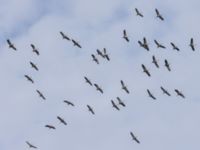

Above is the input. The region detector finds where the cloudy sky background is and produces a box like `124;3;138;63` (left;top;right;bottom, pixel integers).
0;0;200;149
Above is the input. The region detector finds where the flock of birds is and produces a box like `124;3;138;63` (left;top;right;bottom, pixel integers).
5;8;194;149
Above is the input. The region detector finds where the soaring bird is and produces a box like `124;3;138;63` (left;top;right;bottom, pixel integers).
30;61;39;71
103;48;110;61
7;39;17;50
164;59;171;71
60;31;70;40
36;90;46;100
31;44;39;56
155;8;164;21
123;30;129;42
138;37;149;51
26;141;37;149
116;97;126;107
91;54;99;64
72;39;82;48
24;75;34;84
174;89;185;98
87;105;95;115
45;125;56;130
142;64;151;77
170;42;180;51
111;100;120;111
154;40;166;49
135;8;143;17
84;76;93;86
120;80;129;94
130;132;140;144
147;89;156;100
57;116;67;125
160;86;171;96
94;83;103;94
63;100;75;107
152;55;159;68
96;49;105;58
189;38;195;51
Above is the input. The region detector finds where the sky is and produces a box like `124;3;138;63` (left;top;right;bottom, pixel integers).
0;0;200;149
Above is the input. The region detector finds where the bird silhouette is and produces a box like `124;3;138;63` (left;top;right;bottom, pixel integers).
26;141;37;149
154;40;166;49
7;39;17;50
142;64;151;77
64;100;75;106
91;54;99;64
72;39;82;48
84;76;93;86
60;31;70;40
94;83;103;94
103;48;110;61
155;8;164;21
24;75;34;84
160;86;171;96
130;132;140;144
189;38;195;51
123;30;129;42
170;42;180;51
111;100;120;111
57;116;67;125
175;89;185;98
164;59;171;71
138;37;149;51
87;105;95;115
31;44;40;56
147;89;156;100
116;97;126;107
152;55;159;68
36;90;46;100
135;8;143;17
120;80;129;94
96;49;105;58
30;61;39;71
45;125;56;130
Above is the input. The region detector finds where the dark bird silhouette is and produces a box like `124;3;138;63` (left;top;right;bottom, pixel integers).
116;97;126;107
135;8;143;17
160;86;171;96
30;61;39;71
7;39;17;50
138;37;149;51
91;54;99;64
94;83;103;94
45;125;56;130
87;105;95;115
189;38;195;51
31;44;39;56
170;42;180;51
155;8;164;21
174;89;185;98
84;76;93;86
142;64;151;77
111;100;120;111
24;75;34;84
96;49;105;58
64;100;75;106
57;116;67;125
147;89;156;100
123;30;129;42
154;40;166;49
26;141;37;149
130;132;140;144
120;80;129;94
60;31;70;40
36;90;46;100
72;39;82;48
103;48;110;61
164;59;171;71
152;55;159;68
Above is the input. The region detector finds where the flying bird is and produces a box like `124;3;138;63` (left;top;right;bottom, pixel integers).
189;38;195;51
142;64;151;77
152;55;159;68
57;116;67;125
84;76;93;86
174;89;185;98
111;100;120;111
147;89;156;100
36;90;46;100
120;80;129;94
96;49;105;58
87;105;95;115
72;39;82;48
45;125;56;130
63;100;75;107
116;97;126;107
31;44;39;56
170;42;180;51
7;39;17;50
123;30;129;42
103;48;110;61
164;59;171;71
94;83;103;94
130;132;140;144
155;8;164;21
60;31;70;40
138;37;149;51
26;141;37;149
160;86;171;96
154;40;166;49
135;8;143;17
30;61;39;71
24;75;34;84
91;54;99;64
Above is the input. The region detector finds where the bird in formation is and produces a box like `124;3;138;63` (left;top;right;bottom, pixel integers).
60;31;70;40
64;100;75;107
72;39;82;48
130;132;140;144
170;42;180;51
135;8;143;17
24;75;34;84
91;54;99;64
30;61;39;71
138;37;149;51
154;40;166;49
94;83;103;94
111;100;120;111
36;90;46;100
117;97;126;107
155;8;164;21
164;59;171;71
87;105;95;115
84;76;93;86
26;141;37;149
175;89;185;98
120;80;129;94
57;116;67;125
123;30;129;42
147;89;156;100
152;55;159;68
45;125;56;130
142;64;151;77
189;38;195;51
7;39;17;50
160;86;171;96
30;44;40;56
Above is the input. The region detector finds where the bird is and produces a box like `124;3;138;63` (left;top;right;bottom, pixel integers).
120;80;129;94
45;125;56;130
60;31;70;40
26;141;37;149
103;48;110;61
63;100;75;107
123;30;129;42
30;61;39;71
84;76;93;86
57;116;67;125
24;75;34;84
160;86;171;96
87;105;95;115
138;37;149;51
111;100;120;111
147;89;156;100
96;49;105;58
154;40;166;49
164;59;171;71
135;8;143;17
189;38;195;51
30;44;40;56
155;8;164;21
36;90;46;100
152;55;159;68
7;39;17;50
116;97;126;107
174;89;185;98
142;64;151;77
72;39;82;48
94;83;103;94
91;54;99;64
130;132;140;144
170;42;180;51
